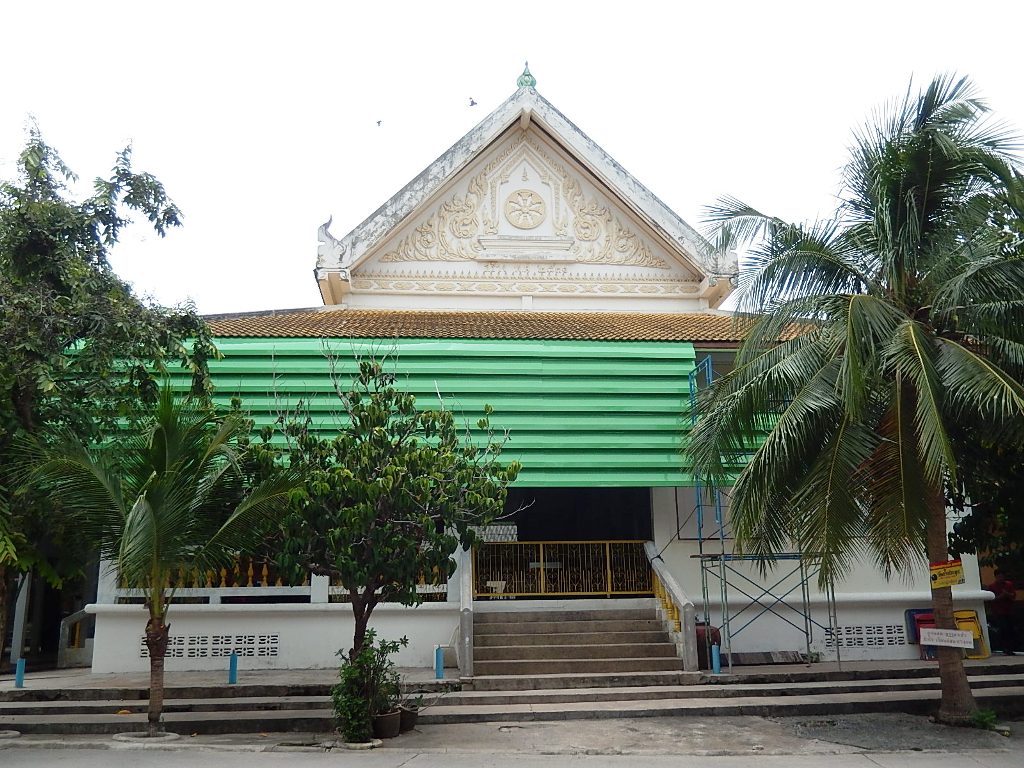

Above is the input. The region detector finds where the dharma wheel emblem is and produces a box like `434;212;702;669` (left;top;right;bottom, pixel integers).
505;189;546;229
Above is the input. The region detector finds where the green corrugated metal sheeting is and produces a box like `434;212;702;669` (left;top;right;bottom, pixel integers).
169;337;698;487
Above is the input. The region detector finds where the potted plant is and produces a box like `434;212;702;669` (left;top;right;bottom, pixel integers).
332;631;408;744
369;635;404;739
332;646;374;745
370;670;401;740
399;693;424;733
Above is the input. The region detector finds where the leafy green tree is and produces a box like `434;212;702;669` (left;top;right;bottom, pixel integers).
689;75;1024;724
272;359;520;657
0;128;217;663
23;386;300;734
948;427;1024;573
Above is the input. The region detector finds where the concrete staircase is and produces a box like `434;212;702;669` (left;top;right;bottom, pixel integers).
470;605;687;686
4;601;1024;733
2;667;1024;733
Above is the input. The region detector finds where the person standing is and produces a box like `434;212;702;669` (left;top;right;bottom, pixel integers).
987;569;1018;655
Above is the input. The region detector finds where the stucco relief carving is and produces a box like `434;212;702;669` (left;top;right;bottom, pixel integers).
482;141;564;236
352;269;699;296
505;189;546;229
381;173;487;263
378;133;668;270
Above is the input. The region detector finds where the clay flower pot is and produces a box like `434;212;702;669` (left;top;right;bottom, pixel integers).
399;705;419;733
372;709;402;739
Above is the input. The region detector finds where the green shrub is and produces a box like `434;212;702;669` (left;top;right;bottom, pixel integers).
971;708;999;730
331;630;408;743
332;655;372;743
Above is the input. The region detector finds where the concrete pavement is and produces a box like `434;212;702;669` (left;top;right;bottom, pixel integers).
0;748;1021;767
0;665;451;693
0;713;1018;760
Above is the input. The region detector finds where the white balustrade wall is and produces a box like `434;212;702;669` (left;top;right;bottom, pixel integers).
87;560;462;673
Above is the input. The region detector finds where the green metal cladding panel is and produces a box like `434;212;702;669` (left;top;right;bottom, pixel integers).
174;337;698;487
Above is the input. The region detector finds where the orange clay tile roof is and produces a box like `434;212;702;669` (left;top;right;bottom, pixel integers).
205;308;750;344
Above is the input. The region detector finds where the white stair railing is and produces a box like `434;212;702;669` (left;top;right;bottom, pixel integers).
645;541;698;672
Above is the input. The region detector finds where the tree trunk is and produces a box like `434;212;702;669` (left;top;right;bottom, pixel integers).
349;586;379;659
925;488;977;724
350;591;368;660
11;379;37;432
144;616;170;735
0;567;9;673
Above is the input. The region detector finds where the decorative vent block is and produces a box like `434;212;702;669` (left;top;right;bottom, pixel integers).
139;633;280;658
825;624;906;648
473;524;519;543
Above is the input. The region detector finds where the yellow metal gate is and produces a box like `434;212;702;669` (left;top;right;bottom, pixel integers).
473;540;653;599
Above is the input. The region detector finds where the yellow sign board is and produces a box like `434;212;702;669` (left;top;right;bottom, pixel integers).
930;559;965;589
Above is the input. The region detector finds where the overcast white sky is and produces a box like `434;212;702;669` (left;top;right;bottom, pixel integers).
3;1;1023;315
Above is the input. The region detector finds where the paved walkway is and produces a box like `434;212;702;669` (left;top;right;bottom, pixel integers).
0;665;450;692
0;713;1020;764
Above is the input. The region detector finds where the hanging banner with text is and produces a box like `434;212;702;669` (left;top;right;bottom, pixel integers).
929;559;965;589
919;628;975;649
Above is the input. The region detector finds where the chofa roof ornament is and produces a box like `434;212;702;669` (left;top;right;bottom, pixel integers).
517;62;536;89
316;216;349;270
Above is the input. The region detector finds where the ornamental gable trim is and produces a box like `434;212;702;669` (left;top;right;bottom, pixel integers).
316;88;736;311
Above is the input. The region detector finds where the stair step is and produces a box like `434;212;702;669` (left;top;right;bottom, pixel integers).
418;685;1024;724
475;630;670;647
474;657;682;675
4;675;1023;716
0;683;333;704
0;695;333;717
712;664;1021;685
4;678;1023;732
475;643;678;661
468;669;692;690
475;619;665;635
442;673;1024;705
0;708;334;735
474;609;657;624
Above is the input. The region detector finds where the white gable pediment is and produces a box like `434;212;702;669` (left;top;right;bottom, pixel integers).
318;88;736;311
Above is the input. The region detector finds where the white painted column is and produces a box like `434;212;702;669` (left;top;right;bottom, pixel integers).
447;548;462;604
309;574;330;603
95;559;120;604
458;546;474;677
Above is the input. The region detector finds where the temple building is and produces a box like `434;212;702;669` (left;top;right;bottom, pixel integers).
84;67;992;676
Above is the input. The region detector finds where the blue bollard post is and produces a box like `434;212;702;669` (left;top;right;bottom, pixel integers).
711;643;721;675
228;652;238;685
434;645;444;680
14;658;25;689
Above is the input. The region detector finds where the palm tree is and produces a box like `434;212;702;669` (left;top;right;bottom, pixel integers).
689;74;1024;724
25;386;299;734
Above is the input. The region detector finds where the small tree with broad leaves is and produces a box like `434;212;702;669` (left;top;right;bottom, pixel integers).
271;359;520;658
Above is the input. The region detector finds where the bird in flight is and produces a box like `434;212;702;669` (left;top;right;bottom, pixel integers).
377;120;382;126
469;98;477;107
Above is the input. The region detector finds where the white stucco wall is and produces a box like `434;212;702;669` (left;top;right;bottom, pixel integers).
651;487;992;661
87;602;458;673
